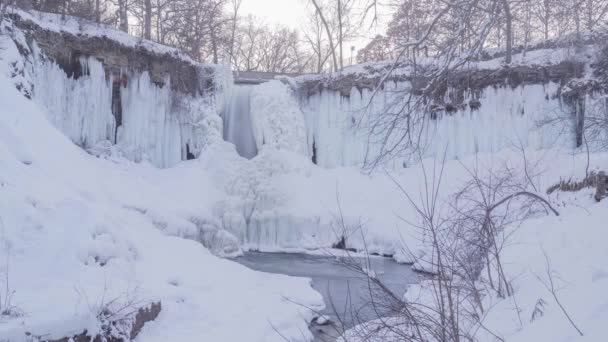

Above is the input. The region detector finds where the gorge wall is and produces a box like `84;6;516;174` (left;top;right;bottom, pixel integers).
296;47;608;168
6;9;231;168
5;9;608;172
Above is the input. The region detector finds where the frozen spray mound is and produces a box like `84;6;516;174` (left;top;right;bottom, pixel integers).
250;80;308;155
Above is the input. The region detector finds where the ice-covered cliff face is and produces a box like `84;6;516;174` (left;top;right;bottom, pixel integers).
299;82;575;168
29;52;229;168
11;10;231;168
297;55;605;168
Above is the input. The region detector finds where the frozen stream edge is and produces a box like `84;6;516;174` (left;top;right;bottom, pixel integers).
233;252;419;341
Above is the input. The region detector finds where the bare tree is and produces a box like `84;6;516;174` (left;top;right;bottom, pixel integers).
496;0;514;63
310;0;339;72
117;0;128;32
357;34;392;63
227;0;242;68
143;0;151;39
303;10;332;73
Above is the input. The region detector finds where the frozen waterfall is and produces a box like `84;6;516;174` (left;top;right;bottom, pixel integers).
223;85;258;159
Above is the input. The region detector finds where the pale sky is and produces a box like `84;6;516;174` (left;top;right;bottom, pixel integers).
238;0;390;51
240;0;308;30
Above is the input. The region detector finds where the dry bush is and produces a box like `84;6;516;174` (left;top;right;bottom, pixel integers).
546;171;602;194
323;154;559;342
0;218;23;320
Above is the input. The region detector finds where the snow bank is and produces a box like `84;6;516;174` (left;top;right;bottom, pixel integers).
479;191;608;341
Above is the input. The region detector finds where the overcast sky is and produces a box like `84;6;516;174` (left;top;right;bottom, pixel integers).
240;0;308;29
238;0;390;52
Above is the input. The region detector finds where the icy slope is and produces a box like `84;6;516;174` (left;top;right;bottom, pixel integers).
0;35;323;342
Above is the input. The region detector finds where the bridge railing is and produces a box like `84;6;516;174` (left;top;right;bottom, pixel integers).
233;71;303;84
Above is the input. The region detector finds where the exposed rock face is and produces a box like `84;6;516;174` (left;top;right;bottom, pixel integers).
9;12;216;96
296;42;608;168
298;61;586;102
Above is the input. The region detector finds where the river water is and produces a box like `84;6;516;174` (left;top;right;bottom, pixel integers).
234;252;419;341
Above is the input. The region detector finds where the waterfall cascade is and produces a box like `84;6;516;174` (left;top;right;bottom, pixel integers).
223;85;258;159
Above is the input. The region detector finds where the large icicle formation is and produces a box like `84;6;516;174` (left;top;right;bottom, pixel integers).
222;85;258;159
250;80;308;155
29;52;229;168
12;9;231;168
23;43;231;167
298;65;603;168
31;54;115;147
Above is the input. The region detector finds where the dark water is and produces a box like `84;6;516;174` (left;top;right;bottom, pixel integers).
234;252;419;341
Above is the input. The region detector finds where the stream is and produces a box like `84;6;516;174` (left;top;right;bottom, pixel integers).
234;251;419;341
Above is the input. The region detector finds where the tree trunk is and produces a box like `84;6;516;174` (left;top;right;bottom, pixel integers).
501;0;513;64
338;0;343;70
209;22;219;64
228;0;241;68
144;0;152;40
156;0;161;42
95;0;100;22
311;0;338;72
596;171;607;202
574;0;582;39
118;0;128;32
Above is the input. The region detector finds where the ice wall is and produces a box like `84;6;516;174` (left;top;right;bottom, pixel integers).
29;47;228;168
222;85;258;159
250;81;308;155
31;54;115;148
300;81;577;168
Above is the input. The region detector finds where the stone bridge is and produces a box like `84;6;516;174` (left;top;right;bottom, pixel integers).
233;71;302;84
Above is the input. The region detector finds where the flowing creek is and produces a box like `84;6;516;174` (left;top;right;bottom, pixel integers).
234;252;419;341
